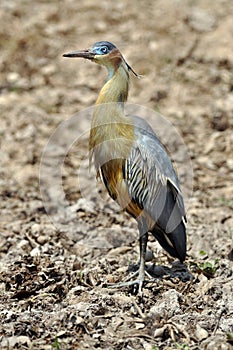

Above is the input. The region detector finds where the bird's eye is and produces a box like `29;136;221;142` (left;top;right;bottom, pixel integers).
101;46;108;54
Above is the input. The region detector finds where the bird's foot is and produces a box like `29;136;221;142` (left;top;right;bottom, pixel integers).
107;269;154;295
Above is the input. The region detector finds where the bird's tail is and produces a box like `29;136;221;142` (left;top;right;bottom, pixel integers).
151;221;186;262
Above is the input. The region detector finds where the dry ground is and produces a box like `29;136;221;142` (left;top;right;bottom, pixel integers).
0;0;233;349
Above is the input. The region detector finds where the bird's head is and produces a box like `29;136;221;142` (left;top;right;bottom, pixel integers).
63;41;138;76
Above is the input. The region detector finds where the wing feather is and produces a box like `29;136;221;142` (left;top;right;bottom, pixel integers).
124;116;186;233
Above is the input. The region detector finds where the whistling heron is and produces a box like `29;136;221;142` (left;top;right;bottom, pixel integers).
63;41;186;294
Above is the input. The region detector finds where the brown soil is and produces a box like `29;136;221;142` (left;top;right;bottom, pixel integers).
0;0;232;349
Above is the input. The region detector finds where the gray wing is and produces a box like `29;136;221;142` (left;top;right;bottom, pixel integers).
124;115;186;233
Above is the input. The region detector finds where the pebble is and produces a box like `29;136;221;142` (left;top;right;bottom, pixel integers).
1;336;31;348
41;64;57;76
31;223;41;235
149;289;181;319
143;342;154;350
7;72;21;83
195;324;209;340
226;159;233;171
187;7;216;32
207;342;229;350
17;239;29;249
30;246;41;257
37;235;48;244
154;325;166;338
15;124;36;140
135;322;145;330
12;223;21;233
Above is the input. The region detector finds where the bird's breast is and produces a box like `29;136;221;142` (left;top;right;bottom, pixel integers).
89;113;143;217
99;159;142;218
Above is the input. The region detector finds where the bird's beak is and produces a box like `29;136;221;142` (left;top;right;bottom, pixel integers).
63;48;95;60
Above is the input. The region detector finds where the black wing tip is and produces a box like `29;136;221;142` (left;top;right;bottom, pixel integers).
177;247;186;263
170;222;187;262
152;221;187;262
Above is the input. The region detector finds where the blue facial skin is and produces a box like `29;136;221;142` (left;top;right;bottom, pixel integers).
92;41;117;55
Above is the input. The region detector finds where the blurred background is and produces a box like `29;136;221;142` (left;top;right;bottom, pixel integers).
0;0;232;348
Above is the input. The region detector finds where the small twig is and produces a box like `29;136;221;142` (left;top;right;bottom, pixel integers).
213;308;225;334
176;37;198;65
133;300;145;319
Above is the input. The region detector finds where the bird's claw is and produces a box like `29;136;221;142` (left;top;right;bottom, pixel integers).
107;269;155;295
107;279;144;295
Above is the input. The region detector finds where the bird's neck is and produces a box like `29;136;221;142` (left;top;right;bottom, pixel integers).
91;60;132;135
95;61;129;106
90;61;134;165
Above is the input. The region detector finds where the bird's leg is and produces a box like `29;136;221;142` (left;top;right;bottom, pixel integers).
107;233;149;294
137;232;148;294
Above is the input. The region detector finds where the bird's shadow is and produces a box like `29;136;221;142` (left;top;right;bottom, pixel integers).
127;260;194;283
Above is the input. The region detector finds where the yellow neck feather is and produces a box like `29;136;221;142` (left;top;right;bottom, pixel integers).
89;61;134;165
96;62;129;105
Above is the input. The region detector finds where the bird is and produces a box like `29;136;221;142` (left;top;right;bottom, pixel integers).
63;41;187;294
